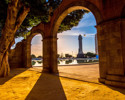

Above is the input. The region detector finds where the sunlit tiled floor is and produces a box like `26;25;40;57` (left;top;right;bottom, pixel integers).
0;66;125;100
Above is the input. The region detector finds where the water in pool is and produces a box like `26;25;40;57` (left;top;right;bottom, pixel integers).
32;58;99;66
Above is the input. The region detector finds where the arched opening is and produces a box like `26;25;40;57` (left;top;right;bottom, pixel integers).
23;31;44;68
51;1;103;82
31;34;43;67
52;1;103;37
57;11;99;82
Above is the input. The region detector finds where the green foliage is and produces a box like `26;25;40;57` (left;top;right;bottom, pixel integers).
5;0;11;3
31;54;36;59
0;0;89;38
15;0;62;38
65;54;72;58
37;61;42;64
0;0;62;37
65;60;72;64
85;52;96;58
58;10;89;33
32;61;36;65
0;0;8;28
57;54;60;58
37;55;42;58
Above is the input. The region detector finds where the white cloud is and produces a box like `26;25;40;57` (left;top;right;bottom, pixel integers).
57;12;96;37
58;30;86;36
74;20;96;29
58;30;96;38
72;12;96;29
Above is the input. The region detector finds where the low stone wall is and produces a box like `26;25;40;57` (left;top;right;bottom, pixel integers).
9;41;24;68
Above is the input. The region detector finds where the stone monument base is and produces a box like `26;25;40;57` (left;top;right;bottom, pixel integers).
77;53;84;58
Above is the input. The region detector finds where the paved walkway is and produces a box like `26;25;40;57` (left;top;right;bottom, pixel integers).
0;65;125;100
1;64;125;100
58;64;99;83
33;63;99;83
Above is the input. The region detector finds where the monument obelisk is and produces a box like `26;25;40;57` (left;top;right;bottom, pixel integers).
77;34;84;58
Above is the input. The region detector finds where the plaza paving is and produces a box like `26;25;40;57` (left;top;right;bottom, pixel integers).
58;63;99;83
33;63;99;83
0;64;125;100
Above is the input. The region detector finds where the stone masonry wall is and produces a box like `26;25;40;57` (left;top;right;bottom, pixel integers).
9;41;24;68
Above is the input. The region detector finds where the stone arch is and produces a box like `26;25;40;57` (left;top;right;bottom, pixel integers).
26;31;43;44
51;0;103;36
46;0;103;74
23;30;44;68
32;0;125;88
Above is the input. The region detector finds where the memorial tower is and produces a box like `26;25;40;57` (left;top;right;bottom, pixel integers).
77;34;84;58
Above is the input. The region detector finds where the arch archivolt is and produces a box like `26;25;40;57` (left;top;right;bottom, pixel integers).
50;0;103;37
26;31;43;44
42;0;125;88
23;29;44;68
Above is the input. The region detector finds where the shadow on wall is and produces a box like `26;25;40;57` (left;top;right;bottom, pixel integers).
26;73;67;100
0;68;28;85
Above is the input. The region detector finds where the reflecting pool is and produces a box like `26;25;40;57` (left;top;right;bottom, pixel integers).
32;58;99;66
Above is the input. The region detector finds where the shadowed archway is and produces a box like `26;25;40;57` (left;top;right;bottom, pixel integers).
51;0;103;37
7;0;125;88
41;0;125;87
49;0;103;79
23;30;44;68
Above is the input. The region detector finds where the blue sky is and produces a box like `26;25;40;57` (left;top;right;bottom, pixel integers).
31;12;97;57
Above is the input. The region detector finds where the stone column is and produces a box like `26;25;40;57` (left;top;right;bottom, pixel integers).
121;19;125;75
97;18;125;87
23;40;32;68
42;36;58;74
96;24;107;82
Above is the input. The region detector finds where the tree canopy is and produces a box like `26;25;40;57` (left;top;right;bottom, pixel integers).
31;54;36;59
65;54;72;58
85;52;96;58
0;0;89;38
58;10;89;33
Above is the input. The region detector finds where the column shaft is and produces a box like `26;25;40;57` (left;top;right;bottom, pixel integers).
23;40;32;68
97;18;125;87
42;36;58;74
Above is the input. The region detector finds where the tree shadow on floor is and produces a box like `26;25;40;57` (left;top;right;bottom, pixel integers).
26;73;67;100
0;68;28;85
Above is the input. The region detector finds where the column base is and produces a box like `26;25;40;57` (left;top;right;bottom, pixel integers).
42;68;59;75
25;65;32;68
99;75;125;88
98;78;105;83
42;68;50;73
